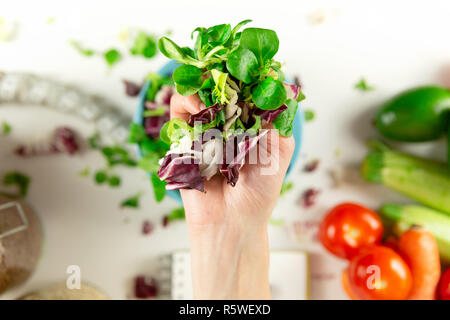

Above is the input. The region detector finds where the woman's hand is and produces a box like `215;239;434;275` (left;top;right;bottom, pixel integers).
170;93;295;299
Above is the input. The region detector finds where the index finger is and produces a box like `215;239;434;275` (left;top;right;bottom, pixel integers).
170;93;205;121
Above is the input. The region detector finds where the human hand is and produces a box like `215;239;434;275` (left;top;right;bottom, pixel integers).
170;93;295;299
170;93;295;228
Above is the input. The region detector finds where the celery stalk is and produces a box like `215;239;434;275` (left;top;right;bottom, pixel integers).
362;147;450;214
380;204;450;263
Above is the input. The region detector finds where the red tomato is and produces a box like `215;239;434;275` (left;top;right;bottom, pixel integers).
319;202;383;259
348;245;412;300
439;268;450;300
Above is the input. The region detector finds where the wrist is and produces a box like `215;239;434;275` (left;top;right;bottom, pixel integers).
188;223;270;299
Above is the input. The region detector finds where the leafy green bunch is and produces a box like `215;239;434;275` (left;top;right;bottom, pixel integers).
158;20;304;138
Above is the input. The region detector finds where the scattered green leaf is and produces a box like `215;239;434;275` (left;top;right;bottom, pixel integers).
355;78;374;91
1;121;11;136
70;40;95;56
108;175;121;187
167;207;185;222
120;192;142;208
78;167;90;177
280;181;294;196
130;30;157;58
2;171;30;197
104;49;122;67
304;109;315;122
94;170;108;184
151;174;166;202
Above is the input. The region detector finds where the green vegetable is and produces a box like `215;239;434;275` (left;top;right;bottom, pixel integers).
252;77;287;110
94;170;108;184
354;78;374;91
158;20;302;137
226;47;259;83
380;204;450;262
128;123;147;144
104;49;122;67
151;174;166;202
376;86;450;142
159;118;193;145
1;121;11;135
362;141;450;214
145;73;174;101
143;107;166;117
239;27;279;63
375;86;450;165
2;171;30;197
70;40;95;56
101;146;136;167
108;175;121;187
273;99;298;136
138;153;160;173
173;64;204;96
130;30;157;58
120;192;142;208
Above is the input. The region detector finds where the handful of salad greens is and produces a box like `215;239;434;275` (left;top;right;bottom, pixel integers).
153;20;303;193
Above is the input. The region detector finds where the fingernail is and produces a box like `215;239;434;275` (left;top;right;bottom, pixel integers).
200;103;206;110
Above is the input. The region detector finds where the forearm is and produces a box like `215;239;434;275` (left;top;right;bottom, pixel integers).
188;223;271;300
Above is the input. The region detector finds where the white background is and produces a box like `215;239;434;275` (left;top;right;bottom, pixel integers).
0;0;449;299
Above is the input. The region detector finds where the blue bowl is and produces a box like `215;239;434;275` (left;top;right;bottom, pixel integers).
134;61;303;204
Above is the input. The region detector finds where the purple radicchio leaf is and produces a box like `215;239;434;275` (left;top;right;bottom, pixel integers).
254;104;288;123
15;126;80;157
220;130;269;186
283;83;301;100
122;79;142;97
143;85;174;139
155;85;174;106
144;113;170;139
158;153;204;192
188;104;222;127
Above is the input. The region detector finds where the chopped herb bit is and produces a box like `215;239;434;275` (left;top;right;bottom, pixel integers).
120;192;142;209
355;78;374;91
104;49;122;67
130;30;157;59
78;166;90;177
269;217;285;227
1;121;11;136
304;109;315;122
45;17;56;24
280;181;294;196
94;170;108;184
108;175;121;187
334;148;342;158
88;133;101;149
70;40;95;56
304;159;320;172
2;171;30;197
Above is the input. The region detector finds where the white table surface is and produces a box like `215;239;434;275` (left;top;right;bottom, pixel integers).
0;0;449;300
